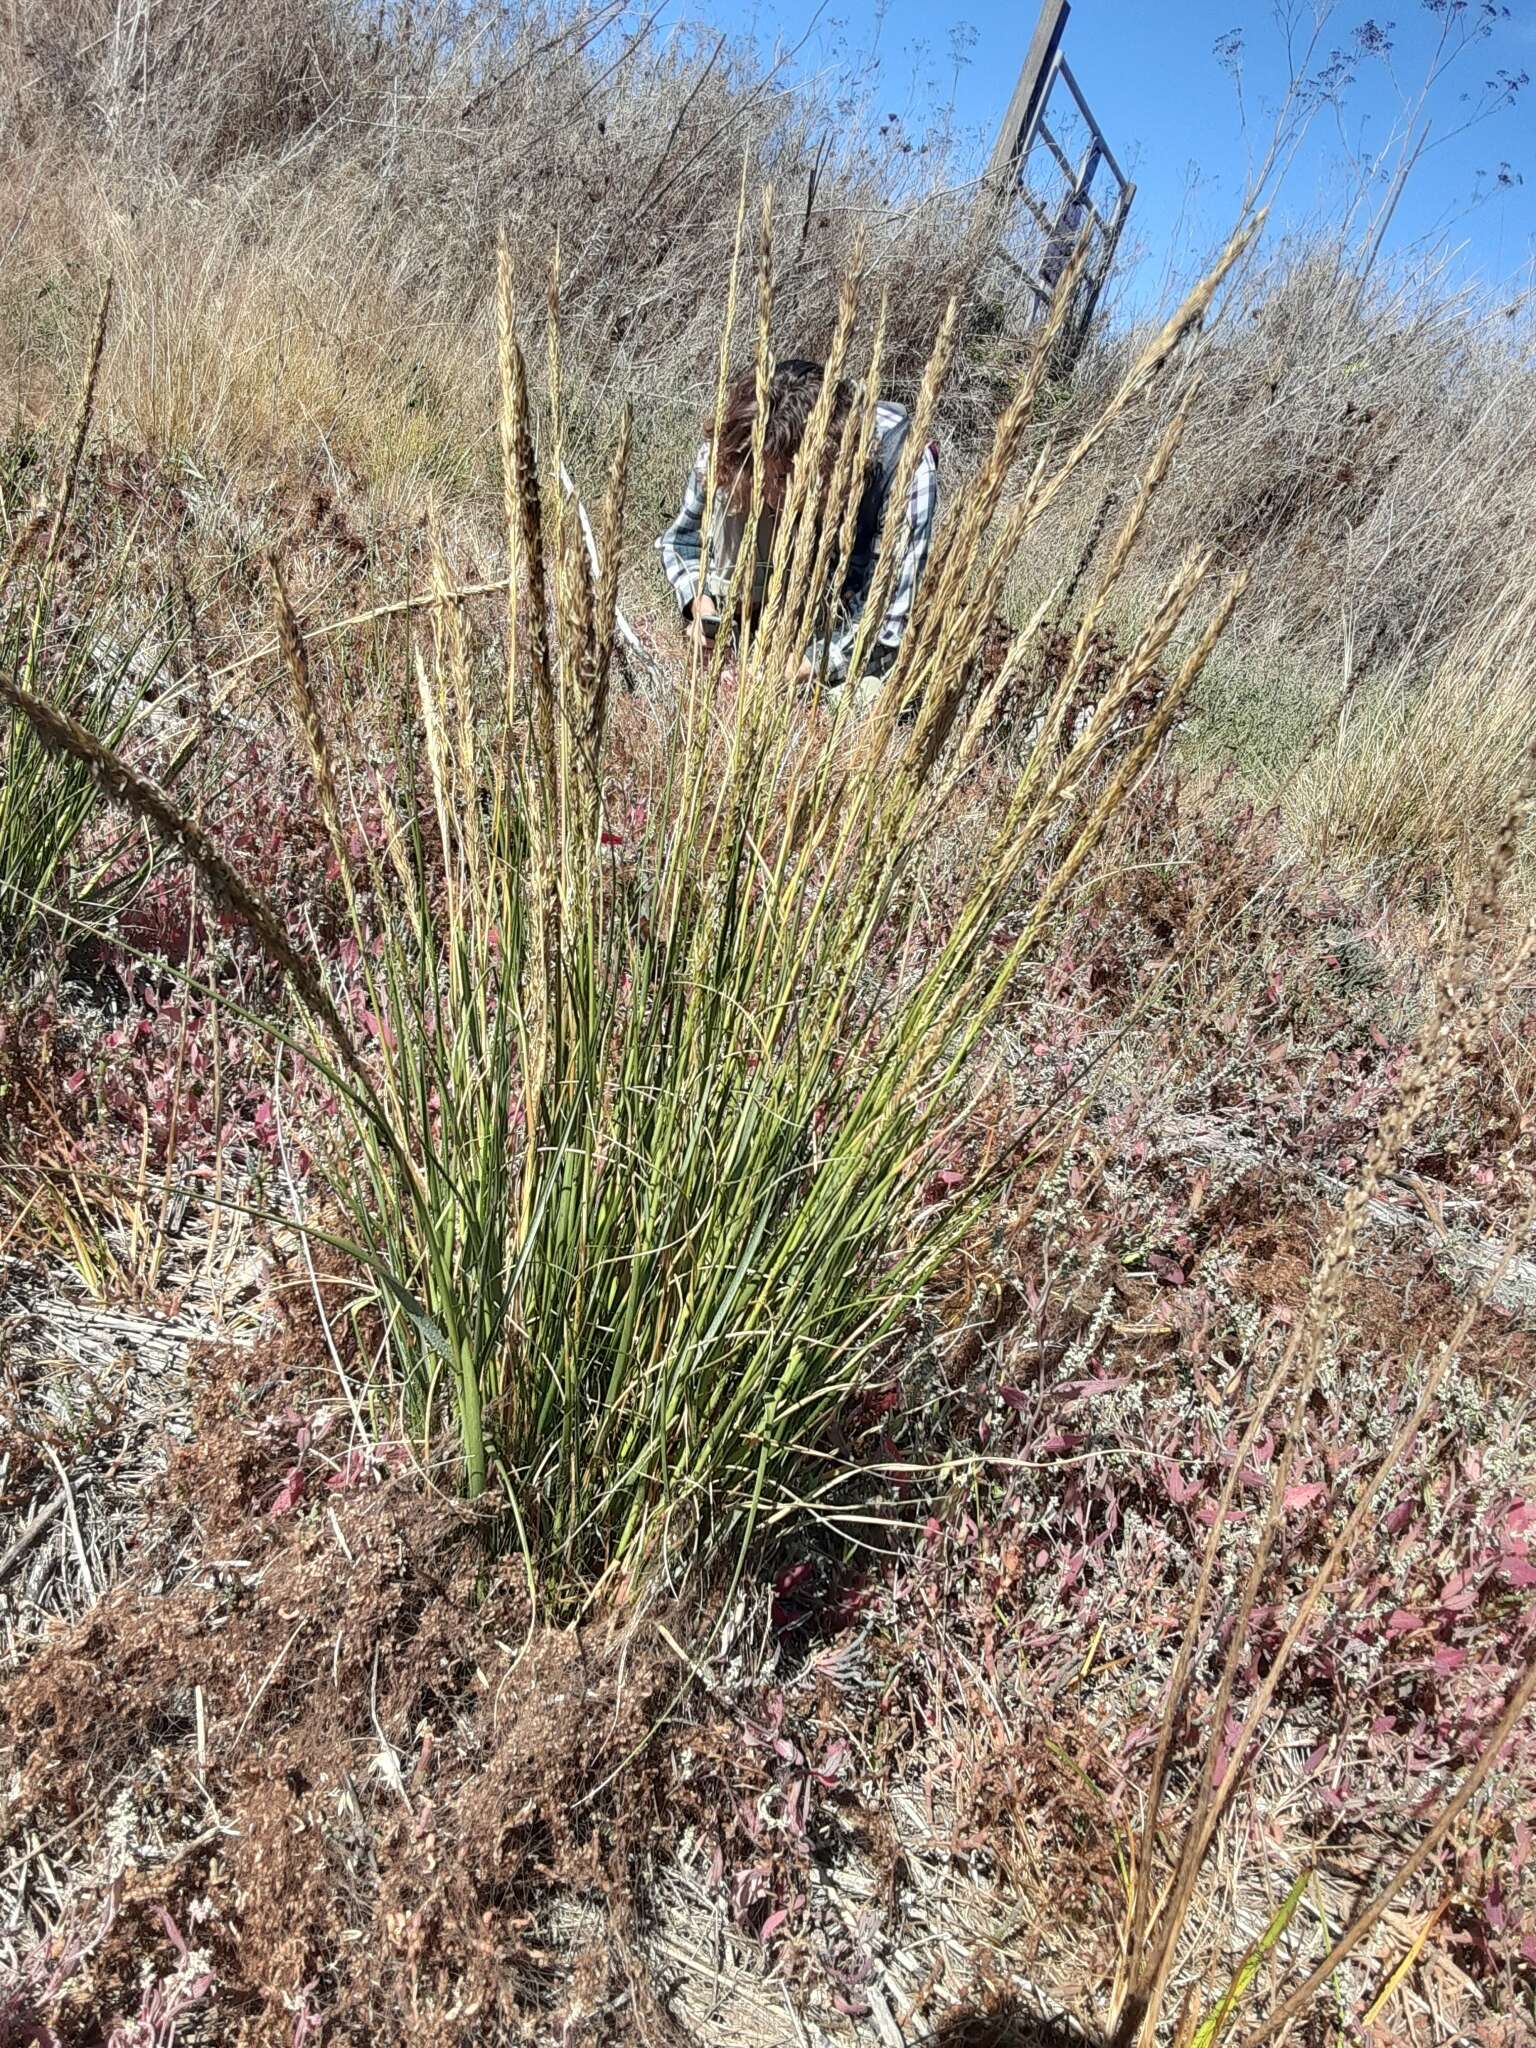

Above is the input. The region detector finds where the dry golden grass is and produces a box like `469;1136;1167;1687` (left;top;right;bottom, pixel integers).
1286;586;1536;888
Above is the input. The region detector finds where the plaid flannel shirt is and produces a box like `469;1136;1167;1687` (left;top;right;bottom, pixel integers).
656;400;939;682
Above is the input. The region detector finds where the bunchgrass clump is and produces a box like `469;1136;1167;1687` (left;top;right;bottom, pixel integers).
2;202;1253;1611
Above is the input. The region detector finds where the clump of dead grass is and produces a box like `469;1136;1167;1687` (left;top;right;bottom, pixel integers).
1286;585;1536;890
1;1331;687;2044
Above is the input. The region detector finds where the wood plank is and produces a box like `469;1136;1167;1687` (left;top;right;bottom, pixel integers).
983;0;1070;196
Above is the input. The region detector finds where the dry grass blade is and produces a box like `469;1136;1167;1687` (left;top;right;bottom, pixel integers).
269;557;355;898
1116;746;1536;2043
590;399;631;752
1233;1652;1536;2048
0;668;363;1081
0;507;48;606
41;277;113;574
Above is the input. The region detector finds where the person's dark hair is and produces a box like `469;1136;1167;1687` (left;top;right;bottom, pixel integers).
710;357;852;498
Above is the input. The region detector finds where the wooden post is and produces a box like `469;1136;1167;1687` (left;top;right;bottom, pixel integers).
983;0;1070;200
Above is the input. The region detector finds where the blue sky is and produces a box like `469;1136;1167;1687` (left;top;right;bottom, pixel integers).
679;1;1536;316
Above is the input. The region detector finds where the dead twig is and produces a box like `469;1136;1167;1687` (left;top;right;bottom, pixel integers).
39;1441;96;1606
0;1493;66;1589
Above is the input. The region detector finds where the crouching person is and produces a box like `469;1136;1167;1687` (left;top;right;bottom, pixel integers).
656;357;938;701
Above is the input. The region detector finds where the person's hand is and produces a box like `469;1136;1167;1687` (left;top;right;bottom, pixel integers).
689;595;720;658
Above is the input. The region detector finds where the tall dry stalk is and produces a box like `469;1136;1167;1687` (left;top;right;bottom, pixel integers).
1111;741;1536;2044
0;286;219;968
